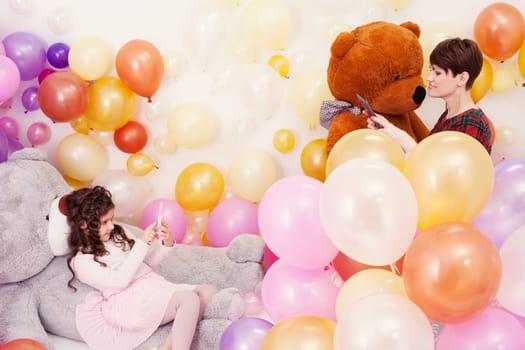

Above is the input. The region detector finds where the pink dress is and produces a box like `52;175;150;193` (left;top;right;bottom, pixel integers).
72;234;195;350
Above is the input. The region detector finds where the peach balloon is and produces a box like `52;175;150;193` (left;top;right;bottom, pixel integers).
326;129;405;176
167;102;214;149
404;131;494;231
403;222;502;323
175;162;224;211
474;2;525;61
260;315;335;350
56;133;107;182
300;138;327;182
68;35;113;81
116;39;164;101
336;268;407;320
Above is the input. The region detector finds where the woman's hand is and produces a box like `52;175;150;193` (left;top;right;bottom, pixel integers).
367;114;417;153
156;220;175;247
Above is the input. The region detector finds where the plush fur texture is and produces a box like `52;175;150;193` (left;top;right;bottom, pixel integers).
325;21;430;154
0;148;265;349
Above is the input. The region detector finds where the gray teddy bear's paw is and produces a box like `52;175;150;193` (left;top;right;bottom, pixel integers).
204;287;246;321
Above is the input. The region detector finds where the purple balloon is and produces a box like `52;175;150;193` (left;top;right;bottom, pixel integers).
0;128;8;162
21;86;40;112
437;306;525;349
219;317;273;350
473;158;525;247
206;197;259;247
47;42;69;69
7;136;23;155
0;116;19;138
3;31;47;81
140;198;187;243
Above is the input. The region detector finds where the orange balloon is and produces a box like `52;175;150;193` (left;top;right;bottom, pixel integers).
519;41;525;79
470;58;493;103
474;2;525;61
175;162;224;211
403;222;502;323
37;71;88;122
116;39;164;101
114;120;148;153
260;315;335;350
2;338;46;350
300;138;327;182
84;77;136;131
333;251;404;281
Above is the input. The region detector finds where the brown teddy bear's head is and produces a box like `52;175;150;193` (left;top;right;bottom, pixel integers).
323;21;429;154
328;21;426;113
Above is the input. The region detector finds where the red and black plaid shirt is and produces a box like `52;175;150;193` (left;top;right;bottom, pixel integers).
429;108;493;154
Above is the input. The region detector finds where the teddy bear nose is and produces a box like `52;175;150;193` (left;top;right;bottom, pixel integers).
412;86;426;104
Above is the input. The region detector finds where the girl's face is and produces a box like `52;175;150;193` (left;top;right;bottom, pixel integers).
426;64;461;98
98;208;115;242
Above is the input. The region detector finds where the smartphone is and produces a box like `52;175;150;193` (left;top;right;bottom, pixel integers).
356;93;375;116
156;202;164;235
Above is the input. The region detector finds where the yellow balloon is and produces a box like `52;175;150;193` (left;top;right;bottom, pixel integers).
471;58;493;103
336;269;407;320
290;68;333;129
241;0;292;50
404;131;494;230
85;77;137;131
273;128;295;153
301;139;327;182
63;175;86;190
175;162;224;211
495;125;517;146
56;133;108;182
519;41;525;79
268;54;290;78
167;102;214;149
68;36;113;81
69;115;90;134
326;129;406;176
126;153;157;176
420;22;460;85
228;150;277;202
260;315;336;350
491;66;518;93
153;133;177;154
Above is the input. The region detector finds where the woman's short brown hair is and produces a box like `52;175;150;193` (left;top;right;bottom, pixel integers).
429;37;483;90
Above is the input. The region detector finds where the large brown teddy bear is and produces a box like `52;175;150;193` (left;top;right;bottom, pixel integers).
321;21;430;154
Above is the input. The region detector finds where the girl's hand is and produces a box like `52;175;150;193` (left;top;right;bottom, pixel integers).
141;223;157;245
156;220;175;247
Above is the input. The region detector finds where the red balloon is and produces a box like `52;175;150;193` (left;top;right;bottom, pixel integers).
332;251;404;281
474;2;525;61
403;222;502;323
113;120;148;153
37;71;88;122
116;39;164;101
2;338;46;350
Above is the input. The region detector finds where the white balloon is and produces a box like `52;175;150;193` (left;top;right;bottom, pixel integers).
9;0;36;17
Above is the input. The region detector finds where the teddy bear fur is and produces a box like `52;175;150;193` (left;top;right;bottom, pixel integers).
325;21;430;154
0;148;265;350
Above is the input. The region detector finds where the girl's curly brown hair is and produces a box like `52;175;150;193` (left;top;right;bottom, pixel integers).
65;186;135;291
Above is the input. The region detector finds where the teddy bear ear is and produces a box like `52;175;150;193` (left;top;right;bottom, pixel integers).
400;21;421;38
331;31;358;59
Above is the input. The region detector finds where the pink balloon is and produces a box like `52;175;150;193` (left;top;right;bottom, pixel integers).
262;244;278;272
258;176;338;269
206;197;259;247
243;291;265;316
0;116;19;138
437;306;525;349
0;55;21;102
140;198;187;243
26;122;51;146
261;259;340;322
0;42;5;55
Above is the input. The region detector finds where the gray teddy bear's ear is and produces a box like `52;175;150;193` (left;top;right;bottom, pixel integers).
8;148;48;162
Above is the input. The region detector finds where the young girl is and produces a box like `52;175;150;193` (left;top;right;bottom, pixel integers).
368;37;493;154
65;186;218;350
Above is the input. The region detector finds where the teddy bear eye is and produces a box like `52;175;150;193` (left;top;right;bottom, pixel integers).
394;75;400;81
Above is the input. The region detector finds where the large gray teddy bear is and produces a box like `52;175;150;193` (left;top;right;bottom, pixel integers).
0;148;266;349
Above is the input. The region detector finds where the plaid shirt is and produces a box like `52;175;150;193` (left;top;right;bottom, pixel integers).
429;108;493;154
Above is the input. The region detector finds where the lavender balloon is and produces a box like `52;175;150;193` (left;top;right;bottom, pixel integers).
219;317;273;350
2;31;47;81
21;86;40;112
473;158;525;247
0;128;8;163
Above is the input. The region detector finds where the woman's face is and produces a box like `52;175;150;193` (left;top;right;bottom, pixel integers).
426;64;461;98
98;208;115;242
